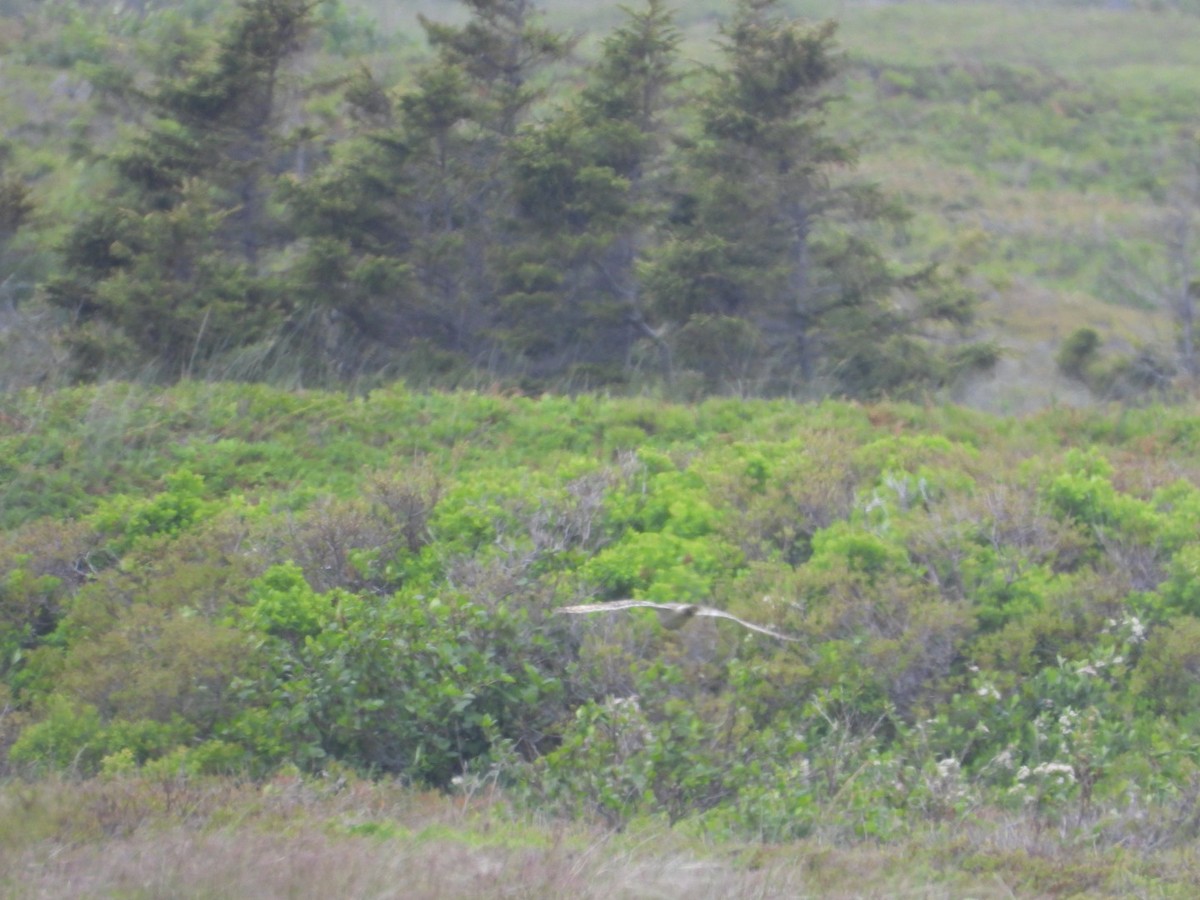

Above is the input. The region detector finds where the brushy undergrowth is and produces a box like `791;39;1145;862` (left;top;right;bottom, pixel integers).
5;381;1200;894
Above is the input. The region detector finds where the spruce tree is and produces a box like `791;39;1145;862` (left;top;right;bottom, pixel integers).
0;161;33;285
497;0;680;381
644;0;979;396
48;0;316;378
286;0;573;376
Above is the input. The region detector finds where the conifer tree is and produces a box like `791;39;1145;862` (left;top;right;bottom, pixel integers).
644;0;978;396
414;0;574;359
498;0;680;380
48;0;316;378
286;0;573;374
0;159;33;288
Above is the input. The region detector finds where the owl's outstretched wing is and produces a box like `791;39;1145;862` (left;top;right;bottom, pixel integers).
555;600;799;642
556;600;699;629
692;607;802;642
557;600;695;615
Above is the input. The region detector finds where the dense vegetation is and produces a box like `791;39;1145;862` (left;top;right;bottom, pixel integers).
3;1;1200;894
4;382;1200;862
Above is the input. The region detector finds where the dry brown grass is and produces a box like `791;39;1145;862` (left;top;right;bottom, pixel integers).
0;776;786;899
6;826;769;900
4;776;1200;899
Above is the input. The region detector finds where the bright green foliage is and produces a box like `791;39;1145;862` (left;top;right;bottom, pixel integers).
581;460;741;599
809;523;911;580
241;563;334;643
584;531;735;601
430;470;551;553
5;382;1200;844
237;584;566;784
89;469;214;555
1044;449;1165;552
9;696;203;777
9;697;107;773
962;553;1054;633
1158;547;1200;617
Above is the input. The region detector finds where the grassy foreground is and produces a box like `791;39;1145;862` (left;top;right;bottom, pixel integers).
3;774;1199;898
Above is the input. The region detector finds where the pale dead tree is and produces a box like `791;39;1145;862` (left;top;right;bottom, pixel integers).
556;599;801;642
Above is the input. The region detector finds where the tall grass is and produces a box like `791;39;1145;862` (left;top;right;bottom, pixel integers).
3;775;1199;898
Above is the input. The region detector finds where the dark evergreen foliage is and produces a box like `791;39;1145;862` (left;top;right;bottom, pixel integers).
45;0;317;378
16;0;991;397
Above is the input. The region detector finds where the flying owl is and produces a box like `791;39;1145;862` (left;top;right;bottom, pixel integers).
555;600;801;642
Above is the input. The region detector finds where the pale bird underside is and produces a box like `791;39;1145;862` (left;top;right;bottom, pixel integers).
555;600;801;642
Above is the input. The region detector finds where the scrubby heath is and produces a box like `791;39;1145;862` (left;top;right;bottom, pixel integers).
5;0;1200;894
4;382;1200;862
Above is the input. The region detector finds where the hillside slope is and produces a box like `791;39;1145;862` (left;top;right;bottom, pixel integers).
360;0;1200;408
3;0;1198;404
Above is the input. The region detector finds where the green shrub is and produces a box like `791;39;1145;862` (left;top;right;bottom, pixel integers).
1158;546;1200;617
809;523;912;580
963;552;1054;632
235;584;566;784
12;381;1200;838
1045;450;1162;543
0;563;63;681
1057;327;1101;379
1132;616;1200;719
241;563;334;644
9;696;105;774
55;602;252;727
89;469;215;556
582;531;737;600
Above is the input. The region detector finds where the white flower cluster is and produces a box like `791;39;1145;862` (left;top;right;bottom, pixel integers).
1105;613;1147;644
927;757;970;805
1015;761;1076;786
1074;649;1124;678
976;682;1001;700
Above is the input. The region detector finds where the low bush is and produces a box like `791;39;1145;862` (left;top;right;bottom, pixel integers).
3;382;1200;845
